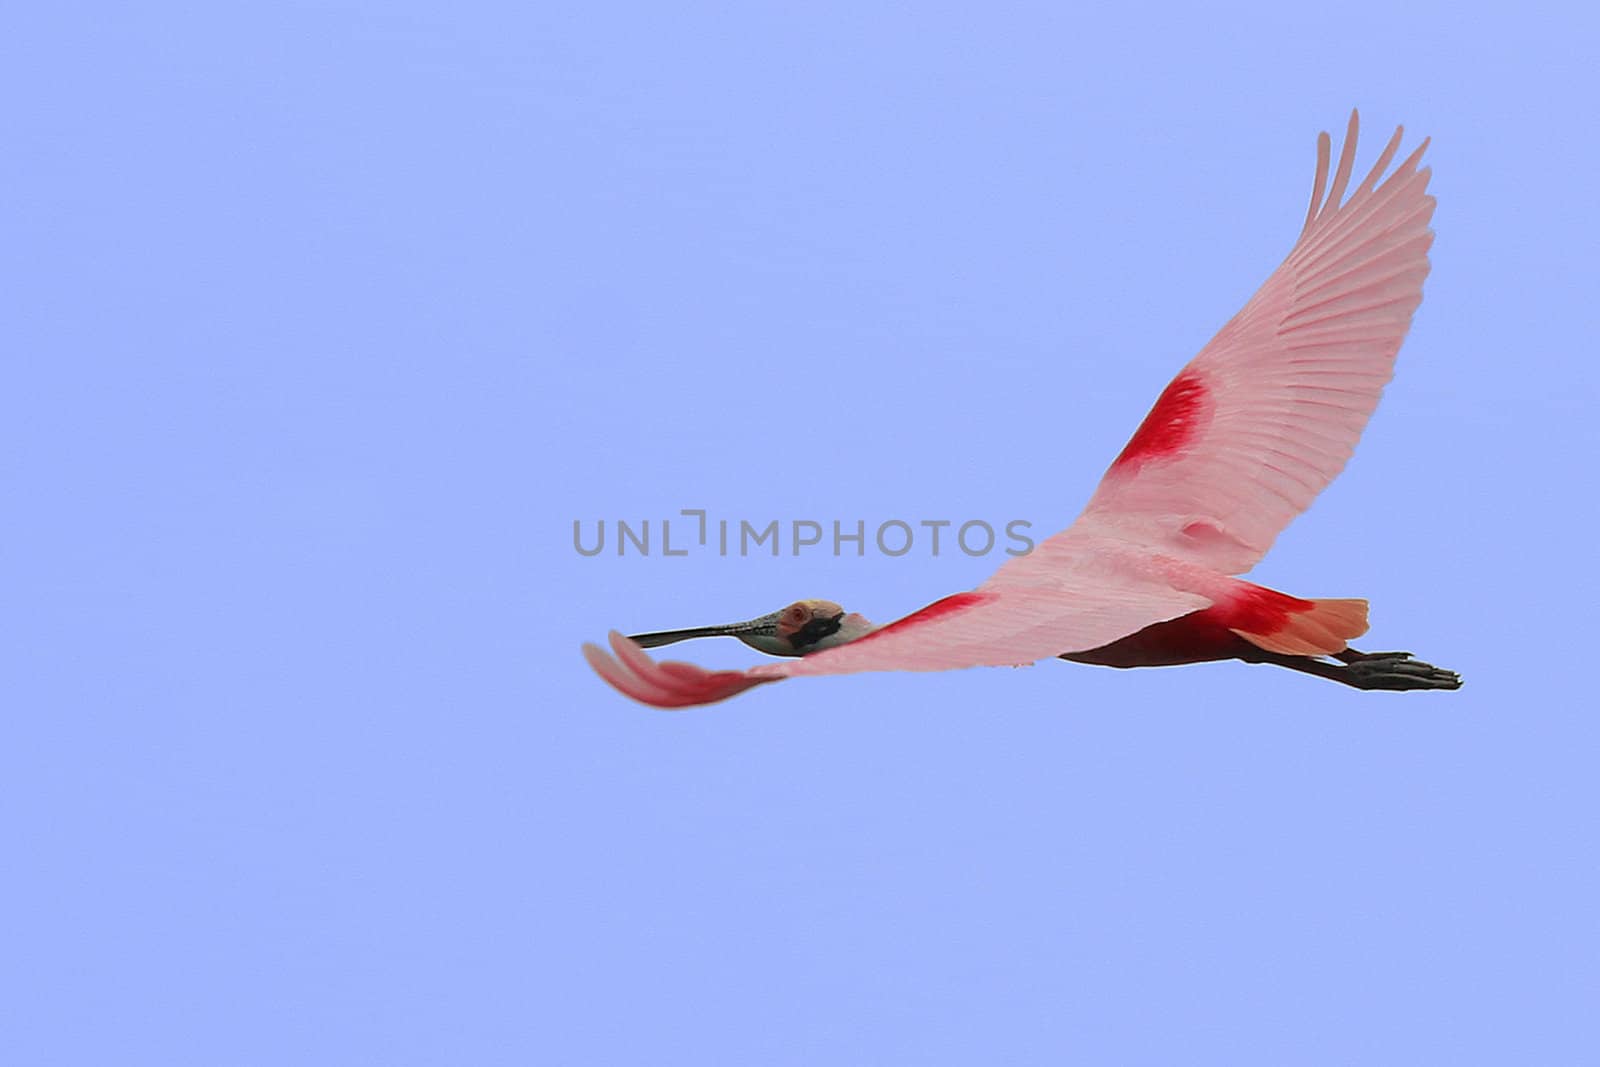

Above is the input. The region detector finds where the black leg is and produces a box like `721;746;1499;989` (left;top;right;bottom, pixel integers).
1245;646;1462;691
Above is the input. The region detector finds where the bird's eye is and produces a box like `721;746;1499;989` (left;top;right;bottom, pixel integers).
784;605;808;623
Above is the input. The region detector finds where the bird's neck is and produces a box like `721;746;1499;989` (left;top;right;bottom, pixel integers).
737;614;878;657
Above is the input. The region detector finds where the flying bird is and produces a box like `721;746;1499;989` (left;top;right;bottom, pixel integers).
585;111;1461;708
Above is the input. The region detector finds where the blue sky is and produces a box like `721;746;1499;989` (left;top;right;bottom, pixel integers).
6;2;1597;1063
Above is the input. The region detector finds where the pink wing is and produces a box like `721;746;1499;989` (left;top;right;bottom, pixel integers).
584;536;1210;708
583;632;780;709
1078;111;1435;574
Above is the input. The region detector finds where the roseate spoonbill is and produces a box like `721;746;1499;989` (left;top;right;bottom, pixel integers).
585;111;1462;708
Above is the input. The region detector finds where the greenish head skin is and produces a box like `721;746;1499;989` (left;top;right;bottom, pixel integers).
626;599;877;658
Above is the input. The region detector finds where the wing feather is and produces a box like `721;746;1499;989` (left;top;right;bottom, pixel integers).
1079;110;1434;573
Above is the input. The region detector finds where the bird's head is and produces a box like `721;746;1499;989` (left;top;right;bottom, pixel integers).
773;598;849;651
626;598;876;658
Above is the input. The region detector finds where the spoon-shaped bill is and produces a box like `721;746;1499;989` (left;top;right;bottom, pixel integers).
626;614;778;649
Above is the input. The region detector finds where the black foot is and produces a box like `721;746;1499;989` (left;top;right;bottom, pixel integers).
1336;651;1462;691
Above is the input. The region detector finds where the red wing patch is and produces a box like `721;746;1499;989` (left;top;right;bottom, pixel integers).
1222;587;1365;658
1110;370;1210;472
1221;584;1314;635
846;591;994;646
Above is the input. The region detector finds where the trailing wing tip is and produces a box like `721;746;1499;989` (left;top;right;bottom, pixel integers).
583;631;777;709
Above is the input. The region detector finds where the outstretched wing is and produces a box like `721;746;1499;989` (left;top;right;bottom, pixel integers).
584;535;1210;708
1078;111;1435;574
